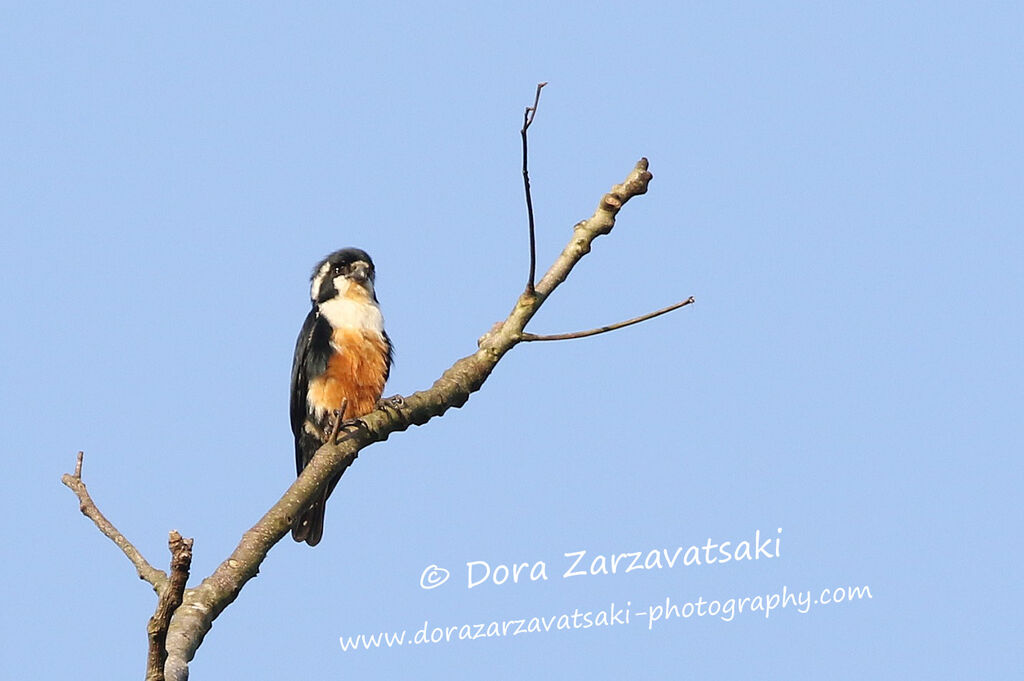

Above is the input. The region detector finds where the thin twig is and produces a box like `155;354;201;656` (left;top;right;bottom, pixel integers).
328;398;349;445
522;81;547;296
146;531;193;681
61;452;167;590
522;296;695;341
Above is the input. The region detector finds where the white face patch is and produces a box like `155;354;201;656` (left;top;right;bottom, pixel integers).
310;261;332;301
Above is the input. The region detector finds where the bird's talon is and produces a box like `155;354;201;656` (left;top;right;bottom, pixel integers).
338;417;367;435
376;394;405;417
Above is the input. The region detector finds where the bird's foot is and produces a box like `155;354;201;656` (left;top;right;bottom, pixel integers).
337;416;369;437
377;394;405;416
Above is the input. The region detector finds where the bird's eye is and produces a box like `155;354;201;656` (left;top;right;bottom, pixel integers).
332;264;345;275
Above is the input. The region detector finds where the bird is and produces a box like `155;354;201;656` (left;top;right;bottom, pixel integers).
289;247;392;546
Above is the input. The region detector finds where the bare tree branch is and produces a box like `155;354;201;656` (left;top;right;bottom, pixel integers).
522;81;547;295
146;531;192;681
159;157;656;675
522;296;695;341
61;452;167;591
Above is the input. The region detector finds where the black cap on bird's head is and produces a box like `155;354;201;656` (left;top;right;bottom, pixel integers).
310;247;377;304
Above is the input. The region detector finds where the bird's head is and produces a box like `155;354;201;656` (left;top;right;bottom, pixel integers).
310;247;377;305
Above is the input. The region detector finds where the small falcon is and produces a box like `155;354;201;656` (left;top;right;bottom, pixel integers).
290;248;392;546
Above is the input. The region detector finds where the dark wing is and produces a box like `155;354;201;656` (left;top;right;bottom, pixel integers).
373;287;394;382
382;329;394;383
290;308;332;475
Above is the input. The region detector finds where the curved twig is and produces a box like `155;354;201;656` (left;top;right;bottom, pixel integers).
522;81;547;295
522;296;695;341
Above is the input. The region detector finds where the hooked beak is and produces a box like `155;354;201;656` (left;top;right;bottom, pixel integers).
348;261;371;285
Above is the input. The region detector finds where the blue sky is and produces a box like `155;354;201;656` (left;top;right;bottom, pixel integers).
3;2;1021;678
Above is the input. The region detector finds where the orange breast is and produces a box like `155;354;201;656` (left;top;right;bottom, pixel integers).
307;328;389;422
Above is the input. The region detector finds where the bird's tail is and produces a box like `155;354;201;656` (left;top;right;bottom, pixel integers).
292;491;327;546
291;470;343;547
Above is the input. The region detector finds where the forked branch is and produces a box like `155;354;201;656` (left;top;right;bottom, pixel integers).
64;89;694;680
159;157;663;676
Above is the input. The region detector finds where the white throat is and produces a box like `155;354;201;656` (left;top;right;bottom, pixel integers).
318;296;384;334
